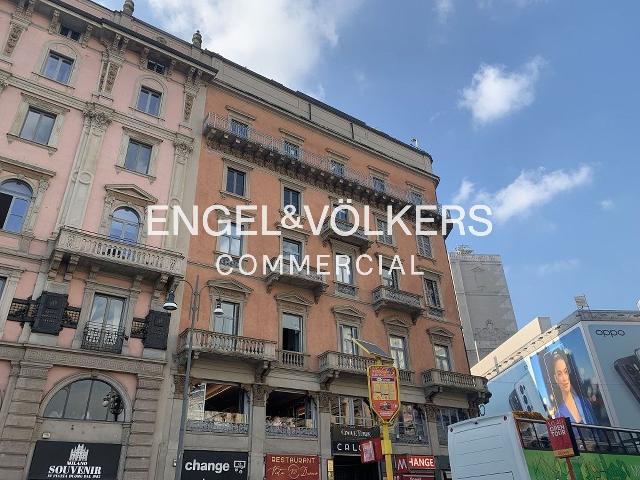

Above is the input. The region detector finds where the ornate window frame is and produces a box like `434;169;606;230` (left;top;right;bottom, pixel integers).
206;279;252;335
34;40;81;89
221;157;252;201
332;305;365;353
275;291;312;354
7;93;69;153
331;239;360;299
0;263;24;337
130;75;167;119
116;127;163;181
213;205;253;271
383;316;412;370
99;184;157;244
427;326;455;371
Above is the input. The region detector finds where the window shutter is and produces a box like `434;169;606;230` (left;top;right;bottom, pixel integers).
31;292;68;334
143;310;171;350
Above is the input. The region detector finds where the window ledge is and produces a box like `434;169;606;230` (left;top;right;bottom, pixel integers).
375;239;397;251
115;165;156;183
219;190;251;203
129;106;165;122
6;133;57;155
31;71;75;91
417;253;436;261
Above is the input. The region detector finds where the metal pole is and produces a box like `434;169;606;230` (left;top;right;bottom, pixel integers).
174;275;200;480
381;422;394;480
565;457;576;480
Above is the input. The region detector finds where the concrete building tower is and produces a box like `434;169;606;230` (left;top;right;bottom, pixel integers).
449;246;518;367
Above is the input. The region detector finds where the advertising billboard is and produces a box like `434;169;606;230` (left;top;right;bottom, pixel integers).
485;326;612;426
586;323;640;429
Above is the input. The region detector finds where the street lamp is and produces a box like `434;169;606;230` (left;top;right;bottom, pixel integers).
102;390;123;421
163;275;224;480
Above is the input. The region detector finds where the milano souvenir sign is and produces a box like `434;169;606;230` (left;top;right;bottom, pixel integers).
367;365;400;422
265;454;319;480
28;441;122;480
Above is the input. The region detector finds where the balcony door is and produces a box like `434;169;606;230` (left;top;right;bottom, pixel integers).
84;294;125;352
214;301;239;335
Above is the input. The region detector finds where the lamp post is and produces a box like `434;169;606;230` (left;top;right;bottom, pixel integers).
163;274;224;480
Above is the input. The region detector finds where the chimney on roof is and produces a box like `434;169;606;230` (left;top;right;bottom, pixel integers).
192;30;203;49
122;0;134;16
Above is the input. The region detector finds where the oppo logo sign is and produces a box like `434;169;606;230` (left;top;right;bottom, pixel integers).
595;329;625;337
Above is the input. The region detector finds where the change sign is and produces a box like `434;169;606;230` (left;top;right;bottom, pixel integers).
367;365;400;422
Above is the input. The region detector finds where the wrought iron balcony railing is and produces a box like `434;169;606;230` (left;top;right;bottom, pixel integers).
54;227;184;277
81;322;125;354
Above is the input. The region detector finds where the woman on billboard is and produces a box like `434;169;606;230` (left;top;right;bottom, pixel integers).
549;349;597;424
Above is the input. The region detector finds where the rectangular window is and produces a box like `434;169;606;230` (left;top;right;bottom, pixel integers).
434;344;451;371
381;265;399;289
218;221;242;256
390;335;407;370
335;253;353;284
225;167;246;196
124;139;152;174
397;405;427;441
230;119;249;139
214;301;239;335
377;218;392;244
282;313;302;352
436;408;468;445
409;191;423;205
146;59;166;75
333;203;349;223
417;234;432;257
283;140;300;159
89;294;125;329
283;187;301;214
331;396;373;427
136;87;162;116
0;276;6;299
330;160;345;177
282;238;302;263
424;278;441;307
43;52;74;84
340;325;358;355
20;108;56;145
372;176;386;193
60;25;81;41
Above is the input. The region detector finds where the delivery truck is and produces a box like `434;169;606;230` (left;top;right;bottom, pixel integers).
448;412;640;479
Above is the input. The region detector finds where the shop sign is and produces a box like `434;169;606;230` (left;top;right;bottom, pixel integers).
330;425;380;456
28;441;121;480
367;365;400;422
546;417;579;458
182;450;248;480
359;437;383;463
265;455;319;480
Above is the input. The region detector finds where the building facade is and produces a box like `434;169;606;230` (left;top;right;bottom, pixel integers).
0;1;488;480
448;246;518;367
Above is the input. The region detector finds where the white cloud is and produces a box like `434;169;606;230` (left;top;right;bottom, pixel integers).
536;258;580;276
144;0;361;90
459;56;545;124
452;178;475;204
474;165;593;223
434;0;454;23
599;199;614;210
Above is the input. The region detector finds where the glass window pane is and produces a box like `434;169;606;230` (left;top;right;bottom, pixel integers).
20;110;40;141
58;58;73;83
44;389;68;418
123;224;138;242
108;220;123;240
137;89;149;111
105;297;124;328
65;380;92;419
137;144;152;173
86;381;111;421
218;235;230;254
148;92;160;115
89;295;108;324
34;113;55;145
43;55;59;79
283;313;301;331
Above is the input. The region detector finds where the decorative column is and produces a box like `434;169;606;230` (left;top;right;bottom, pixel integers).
2;0;35;58
424;404;441;453
123;376;163;480
163;137;194;251
249;384;271;480
318;392;335;480
57;104;113;229
0;361;52;480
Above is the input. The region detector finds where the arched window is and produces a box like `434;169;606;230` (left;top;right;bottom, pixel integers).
44;379;124;422
108;207;140;243
0;180;33;233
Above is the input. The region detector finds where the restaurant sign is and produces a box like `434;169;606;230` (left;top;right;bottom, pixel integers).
28;441;121;480
265;455;319;480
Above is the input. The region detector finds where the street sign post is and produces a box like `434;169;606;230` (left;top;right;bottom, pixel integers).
545;417;579;480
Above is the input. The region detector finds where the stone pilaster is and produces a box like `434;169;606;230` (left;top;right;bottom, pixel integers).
318;392;335;480
123;376;163;480
163;137;194;250
2;0;35;58
0;361;51;480
249;384;270;480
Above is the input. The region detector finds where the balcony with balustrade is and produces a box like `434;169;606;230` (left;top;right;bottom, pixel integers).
264;258;328;302
278;349;309;370
203;112;443;219
319;218;372;252
52;227;184;280
422;368;490;404
178;329;278;379
372;285;424;322
318;351;374;387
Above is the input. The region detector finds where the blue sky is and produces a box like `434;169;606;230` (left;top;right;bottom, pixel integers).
101;0;640;326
